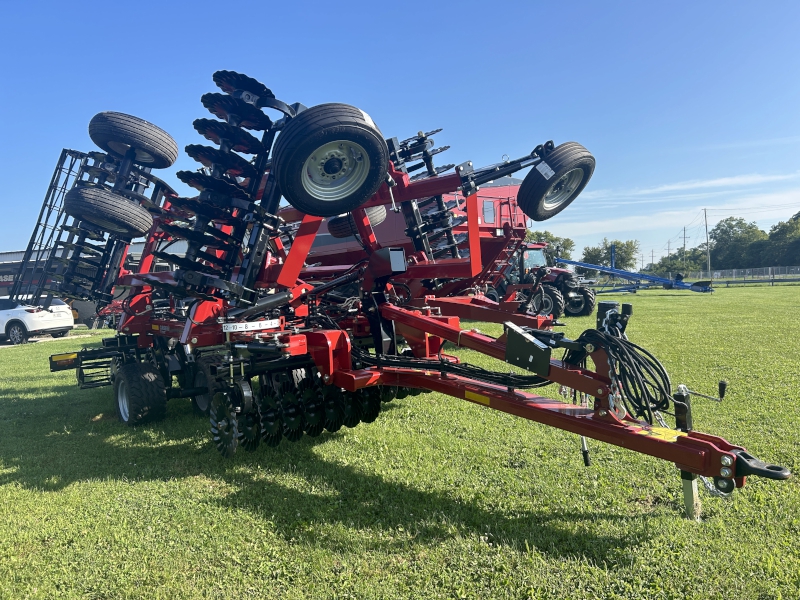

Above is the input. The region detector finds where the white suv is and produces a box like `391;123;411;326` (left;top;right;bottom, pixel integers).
0;298;74;345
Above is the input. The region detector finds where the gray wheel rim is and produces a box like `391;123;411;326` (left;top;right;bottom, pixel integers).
568;294;586;314
8;325;23;344
118;380;130;422
533;291;552;314
107;141;156;165
543;168;584;211
301;140;371;202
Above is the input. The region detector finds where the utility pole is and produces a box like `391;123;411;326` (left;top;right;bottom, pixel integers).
682;226;688;268
667;240;671;261
651;249;655;268
640;253;644;270
704;208;711;275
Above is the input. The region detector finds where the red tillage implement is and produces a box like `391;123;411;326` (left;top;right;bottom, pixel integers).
43;71;788;519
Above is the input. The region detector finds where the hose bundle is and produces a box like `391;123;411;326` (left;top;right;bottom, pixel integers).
564;329;673;424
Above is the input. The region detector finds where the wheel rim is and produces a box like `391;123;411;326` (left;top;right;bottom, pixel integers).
118;380;130;422
9;326;23;344
568;295;586;314
538;292;553;315
107;141;156;165
543;167;584;211
301;140;371;202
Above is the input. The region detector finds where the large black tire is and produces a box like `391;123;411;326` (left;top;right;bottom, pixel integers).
484;285;500;303
579;287;596;316
272;103;389;217
534;285;565;318
518;142;595;221
89;112;178;169
114;362;167;426
327;205;387;239
5;321;28;345
64;185;153;238
191;355;224;415
563;287;597;317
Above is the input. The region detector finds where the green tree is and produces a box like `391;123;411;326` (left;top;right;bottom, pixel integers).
525;230;575;260
708;217;767;269
579;238;640;275
760;213;800;266
643;247;705;276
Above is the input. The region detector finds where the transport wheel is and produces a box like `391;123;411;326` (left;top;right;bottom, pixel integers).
88;112;178;169
191;356;223;416
114;362;167;426
538;285;565;318
64;185;153;238
6;322;28;345
272;103;389;217
518;142;595;221
327;205;387;239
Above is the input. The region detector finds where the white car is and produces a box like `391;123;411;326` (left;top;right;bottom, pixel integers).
0;298;74;345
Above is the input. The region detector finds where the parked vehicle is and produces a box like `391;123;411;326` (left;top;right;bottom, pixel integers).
0;297;74;344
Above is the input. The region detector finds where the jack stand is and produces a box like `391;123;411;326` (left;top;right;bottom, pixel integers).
580;436;591;466
681;472;701;521
675;388;700;520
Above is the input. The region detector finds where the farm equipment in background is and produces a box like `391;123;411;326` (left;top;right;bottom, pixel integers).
36;70;788;519
557;254;714;294
481;241;597;318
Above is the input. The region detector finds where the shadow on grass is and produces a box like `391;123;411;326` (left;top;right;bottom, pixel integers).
0;380;651;563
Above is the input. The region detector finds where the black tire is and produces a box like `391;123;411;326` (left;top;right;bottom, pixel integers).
518;142;595;221
535;285;565;318
64;185;153;238
89;112;178;169
272;103;389;217
327;205;387;239
484;286;500;303
114;362;167;426
51;331;69;338
579;287;596;316
5;321;28;345
191;355;224;415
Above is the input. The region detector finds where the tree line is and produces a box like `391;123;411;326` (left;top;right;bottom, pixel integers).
528;211;800;277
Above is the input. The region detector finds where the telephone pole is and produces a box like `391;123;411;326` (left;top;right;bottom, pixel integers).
651;249;655;268
704;208;711;274
682;226;688;268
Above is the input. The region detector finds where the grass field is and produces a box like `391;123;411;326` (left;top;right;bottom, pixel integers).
1;287;799;599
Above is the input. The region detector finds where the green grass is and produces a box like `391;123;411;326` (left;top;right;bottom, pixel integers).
0;288;799;599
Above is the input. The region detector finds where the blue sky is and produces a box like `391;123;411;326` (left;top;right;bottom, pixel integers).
1;1;799;264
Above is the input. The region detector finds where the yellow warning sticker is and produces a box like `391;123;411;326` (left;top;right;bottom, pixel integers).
634;426;688;442
152;324;160;331
465;390;490;406
51;353;78;362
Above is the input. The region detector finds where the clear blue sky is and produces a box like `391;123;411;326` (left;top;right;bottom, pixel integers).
2;1;799;264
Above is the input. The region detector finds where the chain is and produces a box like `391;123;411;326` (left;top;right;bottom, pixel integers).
699;475;732;498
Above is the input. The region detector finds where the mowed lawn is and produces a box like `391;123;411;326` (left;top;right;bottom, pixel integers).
0;286;799;599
